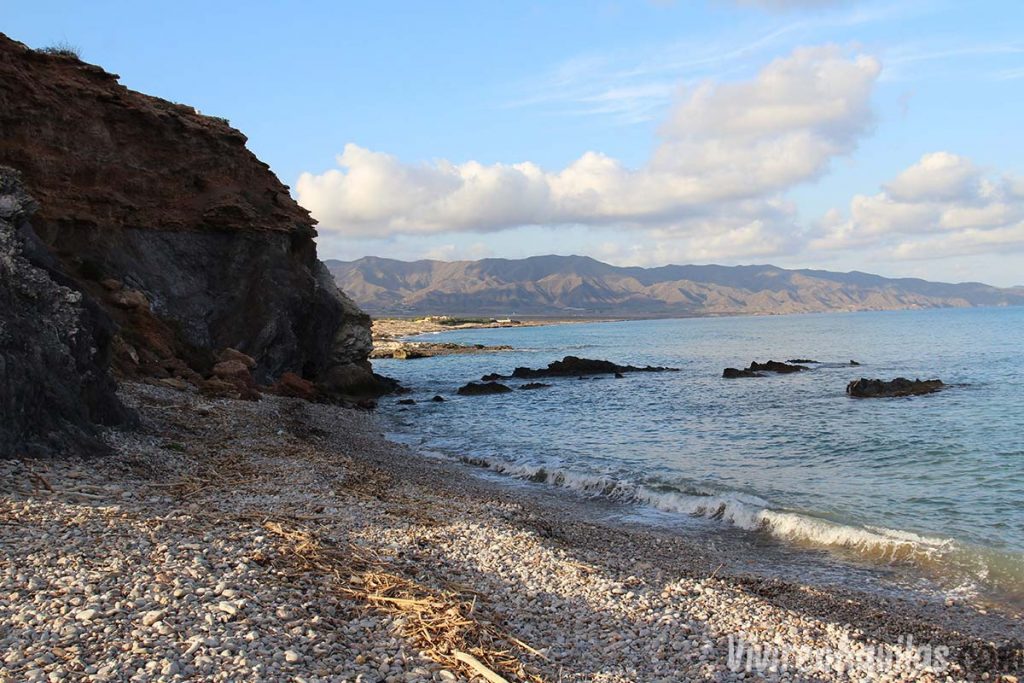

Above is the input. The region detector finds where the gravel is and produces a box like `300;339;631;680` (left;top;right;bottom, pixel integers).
1;382;1020;682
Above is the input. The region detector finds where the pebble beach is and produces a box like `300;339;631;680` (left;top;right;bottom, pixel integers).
2;383;1022;682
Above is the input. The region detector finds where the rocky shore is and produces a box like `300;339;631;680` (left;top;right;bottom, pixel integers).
2;383;1021;682
369;317;557;360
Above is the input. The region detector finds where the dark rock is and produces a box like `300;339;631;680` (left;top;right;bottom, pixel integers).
430;395;446;402
749;360;807;373
457;381;513;396
787;358;818;364
0;34;390;401
397;398;416;405
487;355;677;380
519;382;551;390
850;359;861;366
846;377;944;398
723;367;764;379
723;360;806;378
0;168;134;457
614;372;624;379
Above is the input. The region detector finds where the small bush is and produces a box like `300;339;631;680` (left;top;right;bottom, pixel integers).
38;41;81;59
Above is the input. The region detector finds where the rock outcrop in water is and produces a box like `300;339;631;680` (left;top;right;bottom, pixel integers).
483;356;678;381
0;33;386;400
846;377;944;398
723;360;807;378
457;381;513;396
0;168;134;457
722;367;764;379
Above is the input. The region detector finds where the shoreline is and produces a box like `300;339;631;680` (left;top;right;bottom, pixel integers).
370;317;617;361
2;383;1021;681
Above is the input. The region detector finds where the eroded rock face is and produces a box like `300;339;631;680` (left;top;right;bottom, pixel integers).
0;34;381;398
0;169;133;457
846;377;944;398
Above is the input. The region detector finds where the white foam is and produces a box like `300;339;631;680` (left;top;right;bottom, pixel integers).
462;456;955;563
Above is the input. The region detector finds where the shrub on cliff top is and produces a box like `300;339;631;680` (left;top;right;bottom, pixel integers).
38;41;81;58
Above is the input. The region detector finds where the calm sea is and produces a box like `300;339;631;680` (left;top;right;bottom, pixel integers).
375;307;1024;608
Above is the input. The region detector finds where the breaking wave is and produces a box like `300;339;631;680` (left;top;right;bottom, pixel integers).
457;454;1024;604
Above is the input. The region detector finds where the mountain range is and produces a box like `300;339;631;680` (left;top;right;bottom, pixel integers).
326;255;1024;318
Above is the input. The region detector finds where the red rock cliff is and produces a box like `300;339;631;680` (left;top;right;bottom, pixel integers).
0;33;383;399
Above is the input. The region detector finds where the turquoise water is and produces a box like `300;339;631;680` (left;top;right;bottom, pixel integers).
375;307;1024;606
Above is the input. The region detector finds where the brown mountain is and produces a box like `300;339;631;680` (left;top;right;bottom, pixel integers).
327;255;1024;318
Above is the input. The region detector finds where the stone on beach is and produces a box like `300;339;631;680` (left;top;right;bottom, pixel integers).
0;381;1018;683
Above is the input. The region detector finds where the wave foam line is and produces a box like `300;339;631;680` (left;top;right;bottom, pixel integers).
459;456;955;564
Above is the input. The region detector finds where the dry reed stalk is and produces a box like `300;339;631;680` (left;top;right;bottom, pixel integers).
263;521;545;682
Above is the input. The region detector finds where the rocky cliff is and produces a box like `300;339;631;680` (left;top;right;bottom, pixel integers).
0;33;383;408
0;168;134;456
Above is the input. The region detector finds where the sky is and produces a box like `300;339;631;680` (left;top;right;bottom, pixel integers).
5;0;1024;285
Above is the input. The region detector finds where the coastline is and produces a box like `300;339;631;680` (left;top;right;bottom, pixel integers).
3;383;1020;682
370;317;614;360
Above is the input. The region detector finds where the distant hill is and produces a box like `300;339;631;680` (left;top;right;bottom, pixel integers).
326;255;1024;318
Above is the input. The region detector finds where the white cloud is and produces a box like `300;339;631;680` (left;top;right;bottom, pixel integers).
812;152;1024;258
298;45;880;250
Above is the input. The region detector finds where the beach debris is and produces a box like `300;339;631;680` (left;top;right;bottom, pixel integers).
264;522;542;682
846;377;944;398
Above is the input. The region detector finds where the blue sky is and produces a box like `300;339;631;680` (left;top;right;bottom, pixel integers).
6;0;1024;285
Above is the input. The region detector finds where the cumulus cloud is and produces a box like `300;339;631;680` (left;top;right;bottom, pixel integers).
297;45;880;249
812;152;1024;258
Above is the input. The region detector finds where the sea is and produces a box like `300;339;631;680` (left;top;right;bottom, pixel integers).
374;307;1024;611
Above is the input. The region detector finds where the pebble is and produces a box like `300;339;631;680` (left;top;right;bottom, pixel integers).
0;382;1017;683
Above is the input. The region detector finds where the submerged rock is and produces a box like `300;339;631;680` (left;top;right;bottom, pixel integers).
519;382;551;390
846;377;944;398
484;355;677;381
787;358;818;364
457;381;513;396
